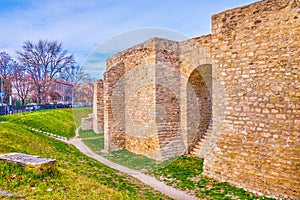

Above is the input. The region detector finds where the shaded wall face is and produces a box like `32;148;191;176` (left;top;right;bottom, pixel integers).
179;38;213;152
104;62;126;151
93;80;104;134
104;39;161;156
154;41;185;160
187;66;212;152
204;0;300;198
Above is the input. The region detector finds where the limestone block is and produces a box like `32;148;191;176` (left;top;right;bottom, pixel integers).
0;153;57;174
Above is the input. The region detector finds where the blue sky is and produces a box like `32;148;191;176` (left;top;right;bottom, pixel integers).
0;0;258;78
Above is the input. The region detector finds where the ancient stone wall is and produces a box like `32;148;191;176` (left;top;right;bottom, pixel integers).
104;39;157;153
154;39;185;160
104;38;213;160
81;113;93;131
93;80;104;133
104;60;126;151
96;0;299;198
179;36;213;153
203;0;300;198
121;39;159;158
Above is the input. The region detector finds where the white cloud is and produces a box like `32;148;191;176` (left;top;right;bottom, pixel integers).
0;0;259;76
81;27;188;79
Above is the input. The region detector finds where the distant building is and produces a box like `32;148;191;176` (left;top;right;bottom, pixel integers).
46;78;73;103
73;81;93;105
10;76;73;105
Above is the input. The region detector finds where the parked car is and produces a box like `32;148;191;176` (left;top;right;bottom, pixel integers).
0;103;7;115
53;102;73;109
25;103;38;111
56;101;65;108
66;103;72;108
44;102;55;109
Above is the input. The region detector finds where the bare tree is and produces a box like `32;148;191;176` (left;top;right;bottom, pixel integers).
0;51;15;79
0;51;18;103
71;66;95;104
74;78;94;103
61;65;96;104
17;40;75;104
60;65;81;83
11;64;32;105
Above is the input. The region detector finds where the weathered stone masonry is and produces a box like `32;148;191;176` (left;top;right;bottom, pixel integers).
93;0;299;198
102;38;213;160
81;80;104;133
93;80;104;134
204;0;300;198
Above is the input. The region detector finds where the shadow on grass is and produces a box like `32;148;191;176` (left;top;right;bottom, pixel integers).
79;129;175;172
80;129;276;200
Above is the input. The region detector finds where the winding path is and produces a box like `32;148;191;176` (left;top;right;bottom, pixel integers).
67;126;198;200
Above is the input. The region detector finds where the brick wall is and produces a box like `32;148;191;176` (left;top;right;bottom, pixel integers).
155;39;185;160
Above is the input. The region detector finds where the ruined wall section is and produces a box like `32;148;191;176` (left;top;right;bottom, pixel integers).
93;80;104;134
204;0;300;198
105;37;217;160
122;39;159;159
104;39;159;155
104;61;125;151
81;113;93;131
178;36;214;153
154;39;185;160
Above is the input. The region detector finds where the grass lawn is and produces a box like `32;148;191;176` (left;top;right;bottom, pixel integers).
0;109;169;199
0;108;77;138
72;107;93;128
80;129;276;200
150;157;275;200
79;129;100;139
0;107;93;138
79;129;167;172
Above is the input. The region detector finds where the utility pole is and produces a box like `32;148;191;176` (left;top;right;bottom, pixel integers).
0;76;3;104
40;85;43;105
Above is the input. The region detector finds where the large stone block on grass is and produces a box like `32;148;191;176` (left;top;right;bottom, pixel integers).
0;153;57;174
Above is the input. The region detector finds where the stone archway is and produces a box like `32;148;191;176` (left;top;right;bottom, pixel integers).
186;65;212;152
179;38;213;153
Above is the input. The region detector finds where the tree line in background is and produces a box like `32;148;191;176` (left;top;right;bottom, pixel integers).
0;40;94;106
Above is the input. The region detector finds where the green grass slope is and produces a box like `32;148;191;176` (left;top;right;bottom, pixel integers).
79;129;276;200
0;109;76;138
0;109;169;199
150;157;275;200
72;107;93;128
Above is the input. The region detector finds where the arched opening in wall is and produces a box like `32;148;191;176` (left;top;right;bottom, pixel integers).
186;64;212;153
